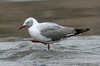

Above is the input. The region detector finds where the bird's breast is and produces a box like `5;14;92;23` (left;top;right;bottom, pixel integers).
28;28;51;42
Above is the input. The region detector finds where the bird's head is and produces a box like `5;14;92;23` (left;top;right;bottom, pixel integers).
19;17;38;30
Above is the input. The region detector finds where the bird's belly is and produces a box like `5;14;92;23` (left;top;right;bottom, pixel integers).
28;29;51;42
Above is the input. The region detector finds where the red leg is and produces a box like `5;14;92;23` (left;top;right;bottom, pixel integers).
30;40;40;43
40;42;50;50
47;44;50;50
30;40;51;50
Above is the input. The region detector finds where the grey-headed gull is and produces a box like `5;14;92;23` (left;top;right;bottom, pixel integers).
19;17;90;50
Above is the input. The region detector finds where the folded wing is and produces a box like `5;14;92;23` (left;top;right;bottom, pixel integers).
39;23;76;41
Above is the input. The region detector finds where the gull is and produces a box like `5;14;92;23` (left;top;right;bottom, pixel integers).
19;17;90;50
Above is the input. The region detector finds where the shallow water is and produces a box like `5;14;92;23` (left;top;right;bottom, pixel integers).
0;36;100;66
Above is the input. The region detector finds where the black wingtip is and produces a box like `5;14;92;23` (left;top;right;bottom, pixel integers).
75;28;90;34
85;28;90;31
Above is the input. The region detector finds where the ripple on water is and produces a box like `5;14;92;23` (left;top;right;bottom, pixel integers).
0;36;100;66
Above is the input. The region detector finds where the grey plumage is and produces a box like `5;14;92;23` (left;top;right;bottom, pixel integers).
38;22;76;41
41;27;76;41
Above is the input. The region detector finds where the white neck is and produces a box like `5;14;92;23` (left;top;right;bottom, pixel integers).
31;18;39;28
32;18;39;25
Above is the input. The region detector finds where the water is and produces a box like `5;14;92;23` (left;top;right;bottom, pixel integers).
0;0;100;66
0;0;100;37
0;36;100;66
0;0;40;2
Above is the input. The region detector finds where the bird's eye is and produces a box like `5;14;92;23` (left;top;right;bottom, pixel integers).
27;22;29;24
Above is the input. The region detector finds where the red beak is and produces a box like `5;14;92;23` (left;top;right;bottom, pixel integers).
19;25;26;30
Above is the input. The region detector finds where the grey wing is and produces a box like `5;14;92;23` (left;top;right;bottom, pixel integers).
38;22;63;32
41;27;76;41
